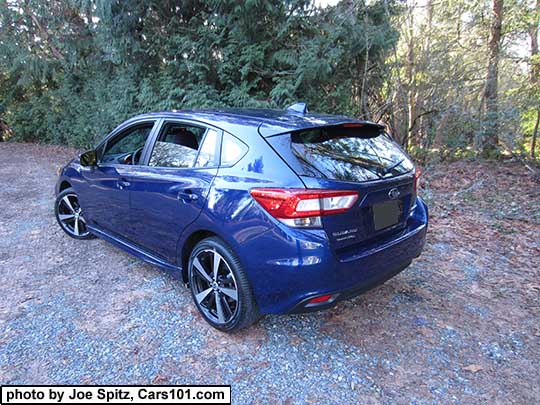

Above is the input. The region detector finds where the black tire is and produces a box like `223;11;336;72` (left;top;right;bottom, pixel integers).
54;187;95;240
188;237;261;332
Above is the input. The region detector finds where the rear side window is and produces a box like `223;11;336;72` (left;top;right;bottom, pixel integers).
195;129;219;168
220;133;248;166
268;125;414;182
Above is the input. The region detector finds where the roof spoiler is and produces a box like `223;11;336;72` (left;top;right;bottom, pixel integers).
286;102;308;115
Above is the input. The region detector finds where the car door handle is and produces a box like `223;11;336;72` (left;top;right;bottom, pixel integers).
177;191;198;202
117;179;131;189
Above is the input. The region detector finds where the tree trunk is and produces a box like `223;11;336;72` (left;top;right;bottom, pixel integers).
530;0;539;158
405;8;416;151
359;5;371;120
532;110;540;159
481;0;504;158
530;0;540;81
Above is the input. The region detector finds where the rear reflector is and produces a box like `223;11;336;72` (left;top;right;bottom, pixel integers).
307;294;334;305
250;188;358;220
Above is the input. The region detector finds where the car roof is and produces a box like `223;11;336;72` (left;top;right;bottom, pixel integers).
127;108;384;138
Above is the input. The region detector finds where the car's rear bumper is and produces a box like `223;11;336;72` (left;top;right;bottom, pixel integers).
287;259;412;313
244;197;428;314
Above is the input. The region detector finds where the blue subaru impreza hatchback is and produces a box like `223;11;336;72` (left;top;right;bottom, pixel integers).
55;104;428;331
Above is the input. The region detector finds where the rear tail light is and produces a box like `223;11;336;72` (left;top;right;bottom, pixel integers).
250;188;358;228
413;167;422;194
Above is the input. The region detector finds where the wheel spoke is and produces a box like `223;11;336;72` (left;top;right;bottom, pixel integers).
193;258;212;283
62;196;76;213
221;295;233;317
79;215;86;224
214;291;225;323
58;213;75;222
73;218;80;235
220;287;238;301
195;287;213;304
212;250;221;281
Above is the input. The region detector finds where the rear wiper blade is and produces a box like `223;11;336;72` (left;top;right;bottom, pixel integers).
381;159;404;176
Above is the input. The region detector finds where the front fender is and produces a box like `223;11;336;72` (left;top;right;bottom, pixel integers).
54;159;85;200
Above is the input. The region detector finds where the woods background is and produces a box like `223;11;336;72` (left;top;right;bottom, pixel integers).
0;0;539;164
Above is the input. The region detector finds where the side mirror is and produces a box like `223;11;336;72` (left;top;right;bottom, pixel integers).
80;150;97;167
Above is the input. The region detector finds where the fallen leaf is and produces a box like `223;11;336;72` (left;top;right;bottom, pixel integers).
151;374;169;384
463;364;483;373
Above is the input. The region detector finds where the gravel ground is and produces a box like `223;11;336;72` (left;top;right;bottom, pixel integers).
1;142;539;403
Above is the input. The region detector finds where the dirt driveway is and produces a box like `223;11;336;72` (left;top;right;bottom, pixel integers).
1;142;539;403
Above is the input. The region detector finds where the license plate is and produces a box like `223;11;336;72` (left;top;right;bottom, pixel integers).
373;200;401;231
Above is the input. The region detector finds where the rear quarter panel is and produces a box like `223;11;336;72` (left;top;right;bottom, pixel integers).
176;129;309;290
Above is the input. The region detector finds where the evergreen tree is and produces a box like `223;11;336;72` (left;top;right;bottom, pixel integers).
0;0;398;147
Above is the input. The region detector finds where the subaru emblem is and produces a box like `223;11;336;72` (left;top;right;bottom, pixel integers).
388;188;400;199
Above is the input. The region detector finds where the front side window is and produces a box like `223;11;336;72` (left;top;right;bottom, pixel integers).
101;123;154;165
149;123;211;168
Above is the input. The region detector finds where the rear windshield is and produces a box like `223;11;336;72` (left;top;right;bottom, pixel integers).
268;125;414;182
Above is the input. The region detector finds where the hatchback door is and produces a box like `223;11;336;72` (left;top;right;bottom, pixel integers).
267;124;418;253
126;121;220;262
79;121;156;238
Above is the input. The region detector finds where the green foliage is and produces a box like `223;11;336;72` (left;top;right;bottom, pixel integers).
0;0;398;147
3;0;536;159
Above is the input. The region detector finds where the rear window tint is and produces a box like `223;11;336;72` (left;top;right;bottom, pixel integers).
268;126;414;182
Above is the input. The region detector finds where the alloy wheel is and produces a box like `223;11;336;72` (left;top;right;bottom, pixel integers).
190;249;239;324
57;193;90;238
